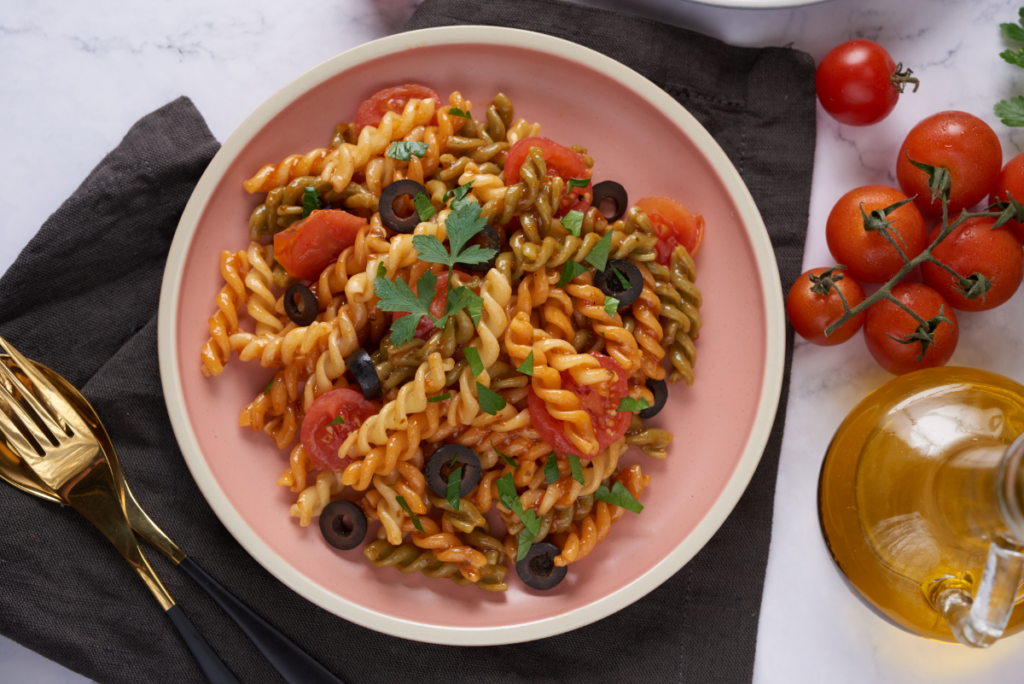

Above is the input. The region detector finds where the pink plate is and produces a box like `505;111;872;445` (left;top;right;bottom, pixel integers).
158;26;785;645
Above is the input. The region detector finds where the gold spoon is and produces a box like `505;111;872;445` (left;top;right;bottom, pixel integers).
0;356;345;684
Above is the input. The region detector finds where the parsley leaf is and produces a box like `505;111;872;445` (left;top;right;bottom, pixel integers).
544;452;560;484
562;209;584;237
517;515;538;562
396;496;425;532
389;315;419;347
327;416;344;426
566;177;590;192
263;378;275;395
1001;48;1024;69
448;107;471;118
492;441;520;470
412;234;452;265
585;231;613;271
464;288;483;327
995;96;1024;127
612;266;631;289
617;396;651;412
568;454;584;485
373;270;438;346
414;192;436;221
443;180;474;208
446;466;463;512
604;295;620;317
1003;10;1024;41
302;186;321;218
445;201;492;264
557;261;587;288
595;481;644;514
376;261;387;279
428;393;451;402
476;382;506;415
516;350;534;376
496;472;540;560
386;141;429;162
465;346;485;377
496;472;520;510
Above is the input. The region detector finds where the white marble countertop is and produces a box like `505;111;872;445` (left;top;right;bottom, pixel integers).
4;0;1024;681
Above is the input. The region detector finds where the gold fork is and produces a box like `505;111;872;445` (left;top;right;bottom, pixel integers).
0;336;239;684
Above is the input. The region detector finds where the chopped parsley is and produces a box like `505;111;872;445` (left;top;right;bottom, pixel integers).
568;455;584;485
428;393;452;403
516;350;534;376
544;452;560;484
464;346;485;378
566;177;590;192
617;396;651;412
396;496;425;532
446;466;463;511
585;231;613;271
263;378;275;395
327;415;344;426
492;441;520;470
476;383;506;415
386;141;429;162
413;192;436;221
373;269;438;346
448;107;471;118
413;200;496;271
595;481;644;514
443;180;474;208
497;473;540;561
562;209;584;237
612;266;631;289
557;260;587;288
604;295;620;317
302;186;321;218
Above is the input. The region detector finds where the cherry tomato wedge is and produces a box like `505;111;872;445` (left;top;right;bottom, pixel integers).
990;151;1024;244
864;283;958;375
504;137;592;217
527;352;630;459
354;84;441;133
786;268;867;346
274;210;367;281
300;389;376;472
635;196;704;266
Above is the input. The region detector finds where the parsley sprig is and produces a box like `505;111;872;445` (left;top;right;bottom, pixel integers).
996;10;1024;125
497;473;540;560
595;481;644;514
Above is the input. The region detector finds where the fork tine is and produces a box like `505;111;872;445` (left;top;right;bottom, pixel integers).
0;336;89;437
0;342;68;439
0;382;52;455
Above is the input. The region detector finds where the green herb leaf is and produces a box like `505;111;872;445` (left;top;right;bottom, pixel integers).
386;141;429;162
604;295;620;317
464;288;484;327
568;454;584;485
557;260;587;288
412;234;452;266
1002;21;1024;43
446;466;463;512
448;107;471;118
544;452;560;484
443;180;474;207
453;244;496;266
414;192;436;222
1001;48;1024;69
612;266;631;290
517;525;536;562
566;177;590;192
585;231;613;271
428;393;452;402
496;472;520;510
496;472;540;559
374;270;438;346
327;415;344;426
264;378;275;395
444;201;490;263
516;350;534;376
617;396;651;412
492;441;520;470
594;481;644;514
302;186;321;218
476;382;506;415
376;261;387;279
464;346;485;377
562;209;584;237
389;314;420;347
395;496;425;532
995;96;1024;127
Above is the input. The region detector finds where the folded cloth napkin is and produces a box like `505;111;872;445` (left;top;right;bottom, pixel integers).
0;1;813;682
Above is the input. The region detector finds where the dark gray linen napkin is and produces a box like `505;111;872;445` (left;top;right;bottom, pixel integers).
0;2;813;682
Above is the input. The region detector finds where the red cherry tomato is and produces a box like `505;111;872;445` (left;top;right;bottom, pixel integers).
527;352;630;459
825;185;927;283
786;268;867;346
864;283;959;375
989;152;1024;244
504;137;592;217
921;217;1024;311
354;84;441;133
896;111;1002;217
274;210;367;281
814;40;917;126
634;196;705;266
392;270;451;340
300;389;377;472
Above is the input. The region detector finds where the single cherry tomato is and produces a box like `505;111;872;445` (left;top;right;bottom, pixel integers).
354;84;441;133
527;352;630;459
815;40;918;126
634;196;705;266
825;185;926;283
300;389;377;472
504;137;592;217
896;111;1002;217
920;217;1024;311
786;268;867;346
989;152;1024;244
274;210;367;281
864;283;959;375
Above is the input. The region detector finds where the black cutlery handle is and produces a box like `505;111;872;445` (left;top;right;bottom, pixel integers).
179;556;345;684
166;605;240;684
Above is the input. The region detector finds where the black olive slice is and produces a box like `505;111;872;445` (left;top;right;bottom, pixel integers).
516;541;567;590
639;377;668;419
347;347;381;400
284;284;318;326
592;181;628;222
594;259;643;309
319;500;367;550
426;444;481;499
459;225;500;273
379;179;427;234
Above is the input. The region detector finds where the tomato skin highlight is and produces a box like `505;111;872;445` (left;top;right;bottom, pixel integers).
864;283;959;375
300;389;377;472
504;137;592;217
896;111;1002;217
354;84;441;133
815;40;904;126
825;185;926;283
527;352;630;458
990;152;1024;244
921;218;1024;312
274;210;367;281
786;268;866;346
635;196;704;266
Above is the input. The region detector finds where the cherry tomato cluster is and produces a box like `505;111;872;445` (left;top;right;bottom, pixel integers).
788;107;1024;375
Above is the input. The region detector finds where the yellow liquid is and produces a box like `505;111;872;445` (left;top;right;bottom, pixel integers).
819;367;1024;642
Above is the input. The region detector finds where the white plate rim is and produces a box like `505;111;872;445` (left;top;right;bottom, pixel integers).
157;24;786;645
